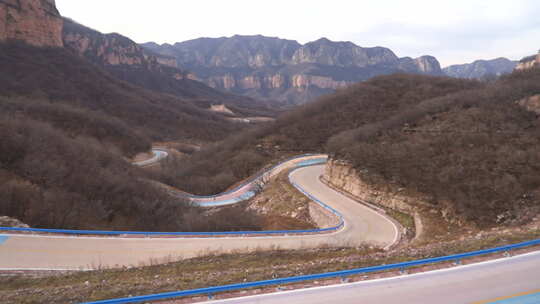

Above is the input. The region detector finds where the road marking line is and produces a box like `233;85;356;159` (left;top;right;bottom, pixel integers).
0;235;8;245
472;289;540;304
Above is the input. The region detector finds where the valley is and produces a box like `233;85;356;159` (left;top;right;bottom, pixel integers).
1;0;540;303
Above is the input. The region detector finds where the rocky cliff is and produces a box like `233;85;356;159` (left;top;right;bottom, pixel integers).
0;0;63;47
515;51;540;70
322;159;428;240
61;19;271;114
142;36;444;105
443;57;517;79
63;18;182;75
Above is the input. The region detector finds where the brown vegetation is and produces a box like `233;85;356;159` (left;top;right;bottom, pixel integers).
0;41;263;231
0;41;243;145
163;74;479;195
327;70;540;226
164;71;540;228
62;18;277;118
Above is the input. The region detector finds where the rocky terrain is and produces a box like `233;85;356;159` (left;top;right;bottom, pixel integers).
0;0;63;47
62;19;273;115
63;19;179;73
516;51;540;70
443;57;517;79
142;36;443;105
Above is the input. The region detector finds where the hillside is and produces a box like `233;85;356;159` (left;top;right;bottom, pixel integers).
0;42;241;145
0;42;261;230
443;57;517;79
516;51;540;70
142;36;443;105
0;0;262;231
62;19;275;117
166;69;540;228
162;74;479;194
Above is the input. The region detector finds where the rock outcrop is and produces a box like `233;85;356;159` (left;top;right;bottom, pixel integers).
61;18;262;110
0;216;29;228
63;18;173;72
142;36;444;105
515;51;540;71
291;38;399;67
0;0;63;47
516;94;540;114
443;57;518;79
323;159;430;241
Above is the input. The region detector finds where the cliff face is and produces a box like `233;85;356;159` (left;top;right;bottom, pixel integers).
443;58;517;79
0;0;63;47
63;19;170;72
290;38;399;67
61;19;271;113
142;36;444;105
515;52;540;71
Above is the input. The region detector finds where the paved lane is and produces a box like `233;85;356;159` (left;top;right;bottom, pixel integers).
201;251;540;304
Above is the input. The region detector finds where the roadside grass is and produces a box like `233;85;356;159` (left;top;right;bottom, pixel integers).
2;229;539;304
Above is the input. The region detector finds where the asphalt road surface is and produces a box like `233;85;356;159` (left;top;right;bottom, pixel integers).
201;250;540;304
0;165;397;270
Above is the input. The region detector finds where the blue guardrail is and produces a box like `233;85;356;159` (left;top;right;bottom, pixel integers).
189;154;325;199
83;238;540;303
0;155;339;237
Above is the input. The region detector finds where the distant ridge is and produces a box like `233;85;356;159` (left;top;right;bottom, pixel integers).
142;36;443;105
443;57;518;79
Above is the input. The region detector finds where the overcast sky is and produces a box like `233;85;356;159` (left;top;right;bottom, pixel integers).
56;0;540;67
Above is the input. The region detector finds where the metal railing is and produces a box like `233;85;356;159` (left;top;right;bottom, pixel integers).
0;156;342;237
186;154;326;199
82;238;540;303
194;156;328;207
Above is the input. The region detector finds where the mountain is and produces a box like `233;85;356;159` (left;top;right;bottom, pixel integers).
62;19;274;116
142;36;443;105
0;0;63;47
516;51;540;70
443;58;517;79
175;68;540;228
0;0;257;231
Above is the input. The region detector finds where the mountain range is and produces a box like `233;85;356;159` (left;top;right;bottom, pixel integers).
142;37;520;105
443;58;517;79
142;36;444;105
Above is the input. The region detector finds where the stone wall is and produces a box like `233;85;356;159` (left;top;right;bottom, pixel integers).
0;0;63;47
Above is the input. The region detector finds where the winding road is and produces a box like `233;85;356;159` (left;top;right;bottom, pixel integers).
2;149;539;304
133;148;169;167
0;164;398;270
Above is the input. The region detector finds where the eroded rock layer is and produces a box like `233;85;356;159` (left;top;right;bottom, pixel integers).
142;36;444;105
0;0;63;47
